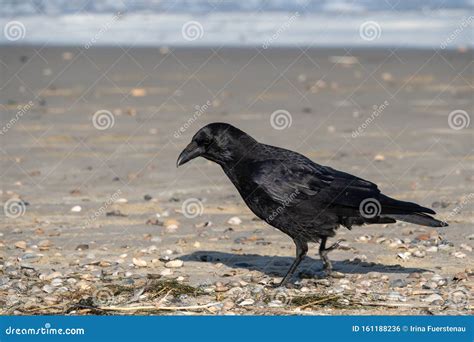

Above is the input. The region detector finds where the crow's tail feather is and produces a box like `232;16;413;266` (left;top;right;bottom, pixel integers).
388;213;448;227
377;194;448;227
379;194;436;215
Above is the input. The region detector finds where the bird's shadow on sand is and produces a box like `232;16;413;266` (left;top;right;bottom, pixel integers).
180;250;428;277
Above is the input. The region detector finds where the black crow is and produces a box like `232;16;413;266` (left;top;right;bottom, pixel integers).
177;123;448;286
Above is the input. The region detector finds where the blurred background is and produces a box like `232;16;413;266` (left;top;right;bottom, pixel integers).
1;0;473;48
0;1;472;315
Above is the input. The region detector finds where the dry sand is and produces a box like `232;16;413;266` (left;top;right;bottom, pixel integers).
0;46;472;315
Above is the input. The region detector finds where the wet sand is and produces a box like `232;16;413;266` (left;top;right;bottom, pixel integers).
0;46;472;315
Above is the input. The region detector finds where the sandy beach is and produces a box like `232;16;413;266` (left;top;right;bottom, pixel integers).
1;45;472;315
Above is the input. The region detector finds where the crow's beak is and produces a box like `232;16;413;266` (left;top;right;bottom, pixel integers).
176;141;204;167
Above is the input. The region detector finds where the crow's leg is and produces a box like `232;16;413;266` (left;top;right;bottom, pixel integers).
278;239;308;287
319;237;342;275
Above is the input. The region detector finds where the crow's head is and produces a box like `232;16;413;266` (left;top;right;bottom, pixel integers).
177;122;257;167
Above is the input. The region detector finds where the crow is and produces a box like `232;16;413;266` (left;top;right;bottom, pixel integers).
177;123;448;286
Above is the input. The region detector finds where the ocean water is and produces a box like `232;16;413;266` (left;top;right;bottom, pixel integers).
0;0;472;48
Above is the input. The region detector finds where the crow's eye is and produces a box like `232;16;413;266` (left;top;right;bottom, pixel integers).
198;136;212;147
204;138;213;147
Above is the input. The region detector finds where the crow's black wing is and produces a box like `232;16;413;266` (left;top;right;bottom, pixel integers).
250;160;329;206
250;158;380;209
251;156;436;216
316;166;382;208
